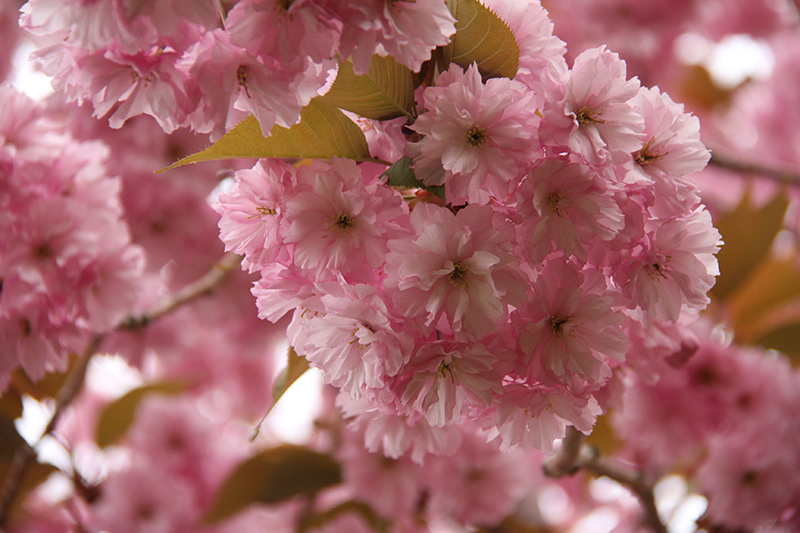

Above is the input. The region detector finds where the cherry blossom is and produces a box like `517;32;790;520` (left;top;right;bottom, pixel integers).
408;63;540;205
385;202;528;340
540;46;644;167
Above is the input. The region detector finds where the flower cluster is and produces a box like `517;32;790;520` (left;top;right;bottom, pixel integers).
210;0;720;457
0;85;144;386
13;0;800;531
20;0;456;139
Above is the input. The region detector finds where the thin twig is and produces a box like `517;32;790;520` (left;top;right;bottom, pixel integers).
119;252;241;330
709;152;800;186
543;426;668;533
0;252;242;527
582;451;666;533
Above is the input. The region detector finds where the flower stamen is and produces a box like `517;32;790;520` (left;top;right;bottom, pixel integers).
331;213;356;234
237;65;252;98
465;126;489;148
448;262;469;287
575;106;605;126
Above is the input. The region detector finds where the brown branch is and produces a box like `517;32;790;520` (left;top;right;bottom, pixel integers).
119;252;241;330
709;153;800;185
543;427;668;533
0;252;241;527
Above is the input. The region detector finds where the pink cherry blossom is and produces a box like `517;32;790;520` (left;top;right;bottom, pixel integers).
393;339;500;427
281;158;410;283
289;282;413;399
182;29;328;138
385;202;528;340
424;431;530;526
484;381;600;453
517;157;625;264
338;393;463;464
518;258;628;387
329;0;456;74
539;46;644;166
408;63;540;205
39;40;193;132
481;0;568;92
338;427;424;519
213;159;296;273
226;0;340;66
616;207;721;322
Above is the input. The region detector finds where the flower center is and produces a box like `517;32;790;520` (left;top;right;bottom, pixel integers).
634;138;667;167
575;106;605;126
448;262;469;287
237;65;251;98
550;315;572;337
648;258;670;280
256;206;277;217
331;213;356;234
465;126;488;147
438;360;456;382
547;191;567;216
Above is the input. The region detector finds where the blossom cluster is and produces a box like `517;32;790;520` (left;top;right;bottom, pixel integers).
0;84;144;386
20;0;457;139
21;0;800;531
205;0;722;457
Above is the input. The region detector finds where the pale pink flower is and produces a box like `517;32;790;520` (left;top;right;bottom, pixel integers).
425;432;530;526
616;207;721;322
338;393;463;464
518;258;628;387
90;461;200;533
213;159;297;273
41;41;193;132
127;395;220;482
539;46;644;166
384;202;528;340
0;291;81;381
338;427;424;519
363;116;408;163
20;0;153;52
290;282;413;399
329;0;456;74
251;263;318;323
226;0;340;65
697;425;800;530
625;86;709;215
394;339;500;427
485;381;600;453
408;64;540;205
182;29;328;138
281;158;410;283
480;0;568;92
517;157;625;264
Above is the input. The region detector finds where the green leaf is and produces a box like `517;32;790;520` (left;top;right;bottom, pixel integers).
95;381;188;448
250;347;310;442
321;55;416;120
710;190;789;301
271;346;311;409
447;0;520;80
382;156;445;201
203;445;342;524
159;99;379;171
